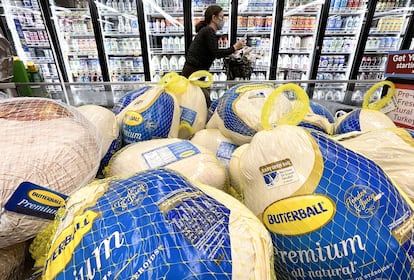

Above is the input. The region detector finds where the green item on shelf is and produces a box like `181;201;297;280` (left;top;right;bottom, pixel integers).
12;56;32;97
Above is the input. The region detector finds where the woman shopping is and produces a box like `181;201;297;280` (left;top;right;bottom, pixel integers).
181;5;246;78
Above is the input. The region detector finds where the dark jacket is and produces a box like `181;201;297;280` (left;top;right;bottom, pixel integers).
185;26;235;71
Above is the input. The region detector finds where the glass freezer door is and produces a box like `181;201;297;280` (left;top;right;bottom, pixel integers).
314;0;367;102
277;0;323;88
143;0;184;81
96;0;144;90
237;0;276;80
50;1;103;84
3;0;62;95
192;0;231;99
356;0;413;101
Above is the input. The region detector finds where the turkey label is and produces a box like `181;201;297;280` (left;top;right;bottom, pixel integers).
5;181;67;220
259;158;299;188
142;141;200;168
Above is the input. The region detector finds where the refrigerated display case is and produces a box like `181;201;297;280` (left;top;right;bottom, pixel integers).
276;0;323;86
143;0;185;81
96;0;144;87
237;0;276;80
356;0;413;95
3;0;62;95
50;1;103;84
314;0;367;102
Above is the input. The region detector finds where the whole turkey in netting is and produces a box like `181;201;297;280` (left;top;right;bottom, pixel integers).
0;98;102;248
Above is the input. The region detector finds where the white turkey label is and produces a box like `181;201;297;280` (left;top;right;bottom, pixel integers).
142;142;200;168
259;159;299;189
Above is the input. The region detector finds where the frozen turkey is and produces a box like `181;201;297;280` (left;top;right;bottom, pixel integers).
230;83;414;279
334;108;396;134
105;138;227;190
0;242;27;280
177;71;212;139
335;81;396;134
299;101;334;134
112;86;151;115
190;128;238;170
41;168;274;280
207;83;292;145
116;83;181;144
335;128;414;200
77;104;121;171
0;98;102;248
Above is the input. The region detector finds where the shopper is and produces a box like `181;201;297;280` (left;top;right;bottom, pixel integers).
181;5;245;78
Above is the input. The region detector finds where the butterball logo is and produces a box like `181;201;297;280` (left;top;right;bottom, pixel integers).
263;194;336;236
344;185;381;218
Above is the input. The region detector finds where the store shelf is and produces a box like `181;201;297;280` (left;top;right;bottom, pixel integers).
67;51;99;56
103;32;140;37
65;32;96;37
318;67;348;72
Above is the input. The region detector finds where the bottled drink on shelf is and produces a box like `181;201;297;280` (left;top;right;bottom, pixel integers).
117;16;124;33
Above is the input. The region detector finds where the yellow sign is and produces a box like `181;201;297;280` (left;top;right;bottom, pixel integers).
263;194;336;236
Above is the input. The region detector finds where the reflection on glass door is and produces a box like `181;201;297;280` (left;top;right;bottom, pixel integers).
277;0;323;90
96;0;144;91
51;1;103;84
355;0;413;102
314;0;367;102
237;0;276;80
143;0;184;81
3;0;62;95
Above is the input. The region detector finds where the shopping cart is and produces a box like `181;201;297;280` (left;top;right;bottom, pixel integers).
224;55;253;80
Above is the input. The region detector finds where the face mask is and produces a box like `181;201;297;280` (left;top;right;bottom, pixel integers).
216;19;224;30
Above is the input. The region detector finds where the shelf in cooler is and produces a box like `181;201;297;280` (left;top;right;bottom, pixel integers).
318;67;348;72
24;42;50;48
329;7;366;15
65;32;96;37
67;51;98;56
325;30;359;35
100;11;137;17
151;50;185;55
281;31;315;36
359;67;385;72
369;30;402;35
364;49;397;53
21;25;46;30
148;11;183;18
238;10;273;16
236;29;272;35
150;32;185;37
107;52;142;56
103;32;140;37
278;67;307;72
109;68;144;73
321;51;351;55
279;49;312;54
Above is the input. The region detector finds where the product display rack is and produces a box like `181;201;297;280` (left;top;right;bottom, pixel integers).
277;0;322;90
143;0;185;81
354;0;413;97
51;2;103;84
237;0;275;80
314;0;366;102
97;0;144;90
4;0;62;94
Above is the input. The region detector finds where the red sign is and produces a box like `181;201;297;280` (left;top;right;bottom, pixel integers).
385;50;414;79
387;83;414;129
